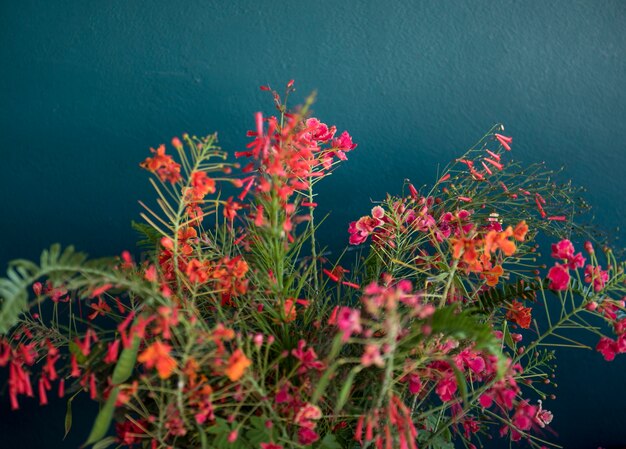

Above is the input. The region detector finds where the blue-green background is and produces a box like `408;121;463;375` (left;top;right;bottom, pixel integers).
1;1;625;448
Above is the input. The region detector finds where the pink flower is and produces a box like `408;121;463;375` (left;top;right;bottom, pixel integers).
534;400;553;428
361;344;384;368
585;265;609;292
547;263;570;291
408;374;423;394
291;340;325;373
227;430;238;443
551;239;586;269
512;401;538;431
260;444;283;449
455;348;486;375
567;252;586;269
551;239;575;260
371;206;385;219
294;403;322;429
336;307;362;342
348;221;369;245
298;427;320;445
435;375;457;402
494;133;512;151
305;118;336;142
596;337;618;361
331;131;357;160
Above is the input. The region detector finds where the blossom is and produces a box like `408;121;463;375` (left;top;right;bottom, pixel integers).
512;401;538;431
331;131;357;160
291;340;325;374
506;300;532;329
185;259;210;284
547;263;570;291
138;340;177;379
551;239;575;260
294;403;322;429
512;220;528;242
494;133;512;151
361;344;385;368
335;307;362;342
189;171;216;200
140;144;182;184
435;374;457;402
260;444;283;449
534;400;553;428
224;349;251;381
585;265;609;292
298;427;320;445
596;337;617;361
484;265;504;287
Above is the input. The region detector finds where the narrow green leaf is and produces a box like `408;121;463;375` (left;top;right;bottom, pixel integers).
335;367;361;413
64;396;73;440
83;387;119;447
91;436;117;449
112;335;140;385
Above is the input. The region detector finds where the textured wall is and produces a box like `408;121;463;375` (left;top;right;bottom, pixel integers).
1;1;625;447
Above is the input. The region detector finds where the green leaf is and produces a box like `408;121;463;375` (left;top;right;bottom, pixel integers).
91;437;118;449
112;335;140;385
317;433;342;449
476;278;545;312
335;366;361;413
430;306;498;354
83;387;119;447
64;395;73;440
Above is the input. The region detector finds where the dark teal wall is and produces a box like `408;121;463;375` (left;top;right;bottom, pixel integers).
1;1;625;448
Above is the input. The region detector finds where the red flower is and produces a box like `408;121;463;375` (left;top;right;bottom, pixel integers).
596;337;617;361
494;133;512;151
506;300;532;329
140;144;182;184
585;264;609;292
189;171;216;200
547;263;570;291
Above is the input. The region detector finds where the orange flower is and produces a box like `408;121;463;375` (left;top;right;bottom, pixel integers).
137;340;177;379
484;265;504;287
140;145;182;184
484;229;516;257
225;349;251;381
451;237;479;265
513;220;528;242
189;171;216;200
186;259;210;283
506;300;532;329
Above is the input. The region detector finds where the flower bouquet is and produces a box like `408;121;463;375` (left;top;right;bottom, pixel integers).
1;82;624;449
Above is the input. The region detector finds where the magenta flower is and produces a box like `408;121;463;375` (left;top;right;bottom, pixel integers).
297;427;319;445
596;337;618;361
551;239;575;260
291;340;325;374
512;401;538;431
336;307;362;342
547;263;570;291
585;265;609;292
435;375;457;402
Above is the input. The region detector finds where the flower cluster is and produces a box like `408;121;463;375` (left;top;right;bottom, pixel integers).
0;83;624;449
